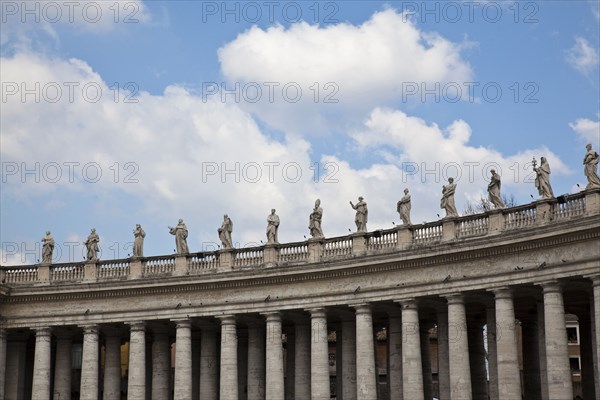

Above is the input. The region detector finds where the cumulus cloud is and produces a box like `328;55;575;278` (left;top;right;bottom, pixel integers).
566;37;599;76
217;8;473;134
570;116;600;146
1;0;151;49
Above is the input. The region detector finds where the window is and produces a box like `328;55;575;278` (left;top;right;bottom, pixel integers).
566;327;579;344
569;357;581;372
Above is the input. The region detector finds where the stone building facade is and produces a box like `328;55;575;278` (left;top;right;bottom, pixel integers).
1;189;599;400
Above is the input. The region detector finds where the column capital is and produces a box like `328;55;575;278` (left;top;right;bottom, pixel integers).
351;303;371;315
444;293;465;305
307;307;327;319
80;324;99;336
128;321;146;332
539;280;563;293
396;298;418;309
216;314;236;326
491;286;513;299
262;311;281;323
33;326;52;336
173;318;192;329
586;274;600;286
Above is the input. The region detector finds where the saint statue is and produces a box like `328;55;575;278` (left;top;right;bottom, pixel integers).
309;199;324;238
533;157;554;199
349;196;368;232
169;219;189;254
41;231;54;264
266;209;280;244
441;178;458;218
487;170;505;209
218;214;233;249
84;228;100;261
132;224;145;258
397;188;412;225
583;144;600;189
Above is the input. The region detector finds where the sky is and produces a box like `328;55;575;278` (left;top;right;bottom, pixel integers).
1;0;599;265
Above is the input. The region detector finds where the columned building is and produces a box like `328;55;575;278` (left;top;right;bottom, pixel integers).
1;190;599;400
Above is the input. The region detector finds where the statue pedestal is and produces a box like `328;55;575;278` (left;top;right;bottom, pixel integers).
442;218;457;242
584;187;600;216
84;261;97;282
487;209;504;235
37;263;50;283
264;244;279;265
130;258;143;279
218;249;234;272
351;233;367;256
174;255;188;276
308;238;323;263
534;198;557;226
396;225;413;250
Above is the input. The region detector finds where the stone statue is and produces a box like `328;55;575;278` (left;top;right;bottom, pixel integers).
487;169;505;209
132;224;145;258
84;228;100;261
218;214;233;249
533;157;554;199
396;188;412;225
266;209;280;244
169;219;189;254
309;199;324;238
440;178;458;218
41;231;54;264
349;196;368;232
583;144;600;189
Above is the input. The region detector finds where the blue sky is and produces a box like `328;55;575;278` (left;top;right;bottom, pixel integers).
1;0;599;264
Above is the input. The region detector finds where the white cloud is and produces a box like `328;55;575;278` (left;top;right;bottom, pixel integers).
569;116;600;146
217;8;473;134
1;0;151;48
566;37;599;75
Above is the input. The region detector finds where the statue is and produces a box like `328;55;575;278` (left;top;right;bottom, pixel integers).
169;219;189;254
487;169;505;209
440;178;458;218
266;209;280;244
396;188;412;225
533;157;554;199
583;144;600;189
132;224;145;257
41;231;54;264
84;228;100;261
349;196;368;232
218;214;233;249
309;199;324;238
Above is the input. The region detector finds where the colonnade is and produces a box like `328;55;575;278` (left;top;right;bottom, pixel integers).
2;276;599;400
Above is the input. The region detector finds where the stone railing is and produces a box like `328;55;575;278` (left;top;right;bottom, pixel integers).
2;189;598;286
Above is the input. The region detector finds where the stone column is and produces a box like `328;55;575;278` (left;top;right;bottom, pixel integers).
31;327;52;400
578;314;596;400
353;304;377;400
128;322;146;400
294;322;311;400
467;318;487;400
0;329;6;400
265;312;284;400
103;330;122;400
54;331;73;400
388;312;403;400
79;325;99;400
446;294;472;400
151;328;171;400
219;315;239;400
486;306;498;400
400;299;423;400
341;319;357;400
247;324;266;400
541;282;573;399
420;322;433;400
521;314;542;400
309;308;330;400
493;288;522;399
437;308;450;400
5;335;27;400
591;276;600;397
200;327;219;400
285;330;295;400
174;319;193;400
537;301;549;400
